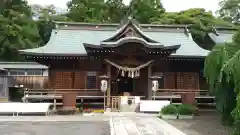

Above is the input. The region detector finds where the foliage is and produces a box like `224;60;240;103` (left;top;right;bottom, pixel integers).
204;29;240;134
0;0;40;61
31;4;70;45
57;107;77;115
177;104;197;115
66;0;108;23
129;0;165;24
218;0;240;23
8;87;24;102
160;104;178;115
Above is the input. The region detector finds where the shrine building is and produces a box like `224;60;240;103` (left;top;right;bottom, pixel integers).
20;17;219;110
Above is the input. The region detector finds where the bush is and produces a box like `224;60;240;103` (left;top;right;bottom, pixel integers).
178;104;196;115
9;87;24;102
57;107;76;115
160;104;178;115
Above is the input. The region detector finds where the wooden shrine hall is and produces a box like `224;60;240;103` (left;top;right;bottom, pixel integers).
20;17;211;110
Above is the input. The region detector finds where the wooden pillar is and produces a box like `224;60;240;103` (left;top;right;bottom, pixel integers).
147;65;152;100
107;64;111;108
48;66;52;89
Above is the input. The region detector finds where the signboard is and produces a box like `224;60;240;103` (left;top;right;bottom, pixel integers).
140;100;170;112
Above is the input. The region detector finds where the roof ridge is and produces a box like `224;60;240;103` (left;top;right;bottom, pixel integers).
54;21;189;28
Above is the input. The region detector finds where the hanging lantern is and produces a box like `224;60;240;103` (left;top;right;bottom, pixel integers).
152;80;159;92
101;80;108;92
150;76;162;92
99;75;109;92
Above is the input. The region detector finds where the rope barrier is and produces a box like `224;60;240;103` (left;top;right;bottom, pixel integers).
104;59;154;78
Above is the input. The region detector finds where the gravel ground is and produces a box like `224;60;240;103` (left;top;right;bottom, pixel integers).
165;111;231;135
0;121;110;135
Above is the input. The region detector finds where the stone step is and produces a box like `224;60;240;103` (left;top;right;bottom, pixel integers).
0;97;8;102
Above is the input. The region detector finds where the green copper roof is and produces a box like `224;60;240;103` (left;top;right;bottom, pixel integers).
208;27;237;44
20;23;209;57
208;32;234;44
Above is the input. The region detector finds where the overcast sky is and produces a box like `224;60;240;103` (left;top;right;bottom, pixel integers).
27;0;220;13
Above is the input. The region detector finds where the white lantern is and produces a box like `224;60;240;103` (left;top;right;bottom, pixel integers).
101;80;108;92
152;80;159;92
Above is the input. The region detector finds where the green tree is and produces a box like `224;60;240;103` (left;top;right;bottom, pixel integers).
204;30;240;134
105;0;128;23
129;0;165;24
31;4;70;45
218;0;240;23
0;0;40;61
67;0;107;23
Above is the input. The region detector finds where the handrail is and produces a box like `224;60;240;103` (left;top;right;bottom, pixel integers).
157;89;208;92
26;89;101;91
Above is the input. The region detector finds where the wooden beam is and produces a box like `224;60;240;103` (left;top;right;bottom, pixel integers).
107;64;111;108
147;64;152;100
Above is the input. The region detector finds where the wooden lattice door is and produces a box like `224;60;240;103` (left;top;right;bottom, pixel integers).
51;71;73;89
164;72;176;95
73;71;85;89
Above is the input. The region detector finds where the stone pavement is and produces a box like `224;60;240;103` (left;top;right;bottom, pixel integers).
0;121;110;135
110;116;186;135
0;115;186;135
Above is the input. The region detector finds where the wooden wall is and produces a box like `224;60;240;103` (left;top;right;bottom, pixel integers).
46;59;206;97
49;70;100;90
152;60;202;91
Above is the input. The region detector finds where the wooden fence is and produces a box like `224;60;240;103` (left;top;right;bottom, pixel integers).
0;76;48;97
7;76;48;89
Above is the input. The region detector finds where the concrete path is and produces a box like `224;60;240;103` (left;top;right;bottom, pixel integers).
110;117;186;135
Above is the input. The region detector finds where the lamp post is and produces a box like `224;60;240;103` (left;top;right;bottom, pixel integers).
150;76;161;100
99;75;109;111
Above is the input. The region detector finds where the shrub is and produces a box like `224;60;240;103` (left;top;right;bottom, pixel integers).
57;107;76;115
92;109;104;113
178;104;196;115
160;104;178;115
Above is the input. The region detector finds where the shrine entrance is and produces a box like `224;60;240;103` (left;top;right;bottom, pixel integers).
116;73;135;96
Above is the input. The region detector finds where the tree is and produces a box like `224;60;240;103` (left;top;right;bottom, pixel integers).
129;0;165;24
218;0;240;23
105;0;128;23
31;4;70;45
0;0;40;61
67;0;107;23
204;30;240;134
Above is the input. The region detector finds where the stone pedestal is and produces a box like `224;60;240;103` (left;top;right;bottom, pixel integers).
62;93;77;108
119;96;140;112
105;108;111;112
181;93;196;105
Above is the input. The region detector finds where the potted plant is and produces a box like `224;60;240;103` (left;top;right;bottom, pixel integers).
160;104;178;119
177;104;196;119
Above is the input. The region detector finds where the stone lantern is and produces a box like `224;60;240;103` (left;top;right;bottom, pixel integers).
150;75;162;100
99;75;109;111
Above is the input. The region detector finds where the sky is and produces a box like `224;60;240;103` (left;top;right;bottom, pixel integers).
27;0;220;14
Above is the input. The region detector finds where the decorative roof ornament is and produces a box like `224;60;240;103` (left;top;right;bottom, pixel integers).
213;26;220;36
185;25;193;40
